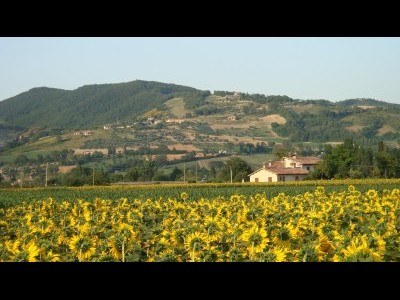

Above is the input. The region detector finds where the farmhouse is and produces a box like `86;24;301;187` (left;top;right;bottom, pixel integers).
249;153;322;182
73;130;93;136
165;118;184;124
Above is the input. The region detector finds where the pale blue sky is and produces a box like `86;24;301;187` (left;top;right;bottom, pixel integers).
1;37;400;103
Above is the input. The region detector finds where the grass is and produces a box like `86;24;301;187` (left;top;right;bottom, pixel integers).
161;153;273;171
164;98;189;118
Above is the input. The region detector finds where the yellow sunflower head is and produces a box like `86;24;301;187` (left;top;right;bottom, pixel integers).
241;226;269;254
69;235;96;262
184;232;208;253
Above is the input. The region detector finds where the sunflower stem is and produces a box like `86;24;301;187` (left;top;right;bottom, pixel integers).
192;243;196;262
122;241;125;262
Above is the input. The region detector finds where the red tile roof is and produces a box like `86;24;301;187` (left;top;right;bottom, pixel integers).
288;156;322;165
249;161;310;176
268;161;310;175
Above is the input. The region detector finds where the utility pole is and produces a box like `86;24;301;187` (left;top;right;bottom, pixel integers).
92;167;95;186
20;170;23;188
45;163;48;187
195;163;198;182
183;161;186;182
230;166;233;183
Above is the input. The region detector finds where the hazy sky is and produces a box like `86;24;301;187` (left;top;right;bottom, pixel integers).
1;37;400;103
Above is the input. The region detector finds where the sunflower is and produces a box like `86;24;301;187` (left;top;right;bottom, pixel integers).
184;232;208;262
25;241;40;262
170;229;186;246
204;216;222;242
117;223;136;240
5;240;21;261
271;246;287;262
198;246;223;262
107;231;138;262
76;222;90;235
0;220;8;236
371;232;386;254
5;240;40;262
315;236;335;261
42;250;61;262
241;225;269;256
366;189;379;199
283;223;298;239
340;236;382;262
107;238;124;261
155;249;181;262
228;246;245;262
69;235;96;262
180;192;189;201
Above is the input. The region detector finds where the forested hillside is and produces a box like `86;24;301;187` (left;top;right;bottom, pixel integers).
0;80;206;128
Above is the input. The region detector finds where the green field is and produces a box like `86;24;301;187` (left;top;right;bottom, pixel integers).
2;178;400;209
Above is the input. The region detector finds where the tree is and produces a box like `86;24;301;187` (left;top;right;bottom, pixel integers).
155;154;168;167
14;154;29;165
376;141;390;178
217;157;252;182
273;145;289;159
209;161;224;179
169;167;183;181
126;168;139;181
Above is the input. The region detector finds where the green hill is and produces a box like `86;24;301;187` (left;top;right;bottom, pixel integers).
0;80;204;128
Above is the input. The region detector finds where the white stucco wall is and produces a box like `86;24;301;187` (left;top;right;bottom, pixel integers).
276;174;308;182
250;170;308;182
249;169;278;182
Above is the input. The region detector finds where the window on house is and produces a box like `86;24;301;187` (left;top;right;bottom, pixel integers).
306;167;310;171
282;176;285;182
295;176;299;181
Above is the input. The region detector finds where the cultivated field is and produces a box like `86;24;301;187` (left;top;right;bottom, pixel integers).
1;179;400;262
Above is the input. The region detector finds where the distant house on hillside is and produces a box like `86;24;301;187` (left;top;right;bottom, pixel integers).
82;131;93;136
165;118;184;124
249;153;322;182
73;130;93;136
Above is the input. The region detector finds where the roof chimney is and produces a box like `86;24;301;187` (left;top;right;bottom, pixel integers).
292;153;297;159
268;160;272;167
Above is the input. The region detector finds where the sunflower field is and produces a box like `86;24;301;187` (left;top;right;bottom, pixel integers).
1;182;400;262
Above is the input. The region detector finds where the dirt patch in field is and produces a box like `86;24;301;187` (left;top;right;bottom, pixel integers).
356;105;375;110
167;154;186;161
345;125;363;133
260;114;286;124
377;125;395;136
167;144;200;151
58;165;76;173
74;148;109;155
217;134;265;144
325;141;343;145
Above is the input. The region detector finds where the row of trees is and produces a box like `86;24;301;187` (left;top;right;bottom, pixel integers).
309;139;400;179
0;157;254;187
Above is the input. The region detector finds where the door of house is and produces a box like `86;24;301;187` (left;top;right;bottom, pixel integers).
268;177;272;182
255;178;259;182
